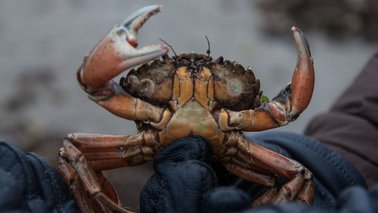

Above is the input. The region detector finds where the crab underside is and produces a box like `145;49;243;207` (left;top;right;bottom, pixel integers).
57;5;315;213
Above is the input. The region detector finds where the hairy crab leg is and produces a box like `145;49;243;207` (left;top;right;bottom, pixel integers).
219;27;314;131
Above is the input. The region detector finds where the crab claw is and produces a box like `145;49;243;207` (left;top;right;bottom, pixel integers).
289;26;314;119
79;5;169;92
265;27;314;125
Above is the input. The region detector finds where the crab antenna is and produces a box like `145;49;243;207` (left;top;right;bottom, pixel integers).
205;36;211;57
159;38;178;58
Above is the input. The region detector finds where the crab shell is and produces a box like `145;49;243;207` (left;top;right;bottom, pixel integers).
120;54;262;110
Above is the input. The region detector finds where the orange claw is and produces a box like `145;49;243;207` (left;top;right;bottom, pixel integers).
78;5;169;93
220;27;315;131
264;26;315;124
289;26;315;120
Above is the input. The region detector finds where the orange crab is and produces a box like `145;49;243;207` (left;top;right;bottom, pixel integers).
57;5;315;213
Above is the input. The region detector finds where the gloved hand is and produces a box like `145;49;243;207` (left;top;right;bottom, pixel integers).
0;141;79;213
139;136;251;213
139;133;373;213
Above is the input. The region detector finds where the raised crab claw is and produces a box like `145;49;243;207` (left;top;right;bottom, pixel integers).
58;5;315;213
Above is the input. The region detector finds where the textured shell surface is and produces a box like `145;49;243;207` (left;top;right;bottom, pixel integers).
120;53;262;111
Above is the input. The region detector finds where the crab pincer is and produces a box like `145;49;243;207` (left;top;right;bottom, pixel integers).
265;26;315;125
78;5;169;93
289;26;314;119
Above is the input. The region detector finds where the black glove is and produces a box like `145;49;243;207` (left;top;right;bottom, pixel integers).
139;133;374;213
0;141;79;213
139;136;251;213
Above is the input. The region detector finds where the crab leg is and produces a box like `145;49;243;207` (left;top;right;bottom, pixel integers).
220;27;314;131
58;131;160;213
58;141;135;213
59;131;159;171
57;160;120;213
221;133;314;205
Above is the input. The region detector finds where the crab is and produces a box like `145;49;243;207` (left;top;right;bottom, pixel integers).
57;5;315;213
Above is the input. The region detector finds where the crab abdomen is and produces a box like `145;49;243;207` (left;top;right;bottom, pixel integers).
162;99;221;144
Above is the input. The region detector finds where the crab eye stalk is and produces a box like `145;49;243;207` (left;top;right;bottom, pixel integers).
205;36;211;57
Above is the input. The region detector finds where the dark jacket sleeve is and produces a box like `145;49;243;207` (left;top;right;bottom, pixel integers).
305;52;378;186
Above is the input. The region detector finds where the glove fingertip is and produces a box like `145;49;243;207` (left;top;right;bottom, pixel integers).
202;187;251;213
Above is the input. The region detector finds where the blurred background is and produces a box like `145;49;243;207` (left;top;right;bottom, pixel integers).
0;0;377;208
